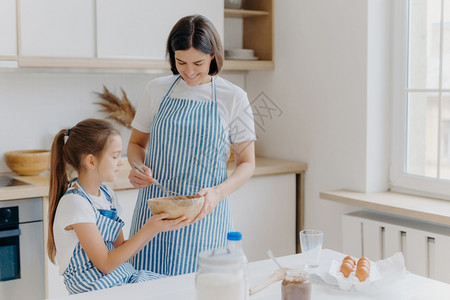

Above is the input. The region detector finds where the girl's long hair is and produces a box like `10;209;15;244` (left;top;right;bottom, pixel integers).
47;118;119;263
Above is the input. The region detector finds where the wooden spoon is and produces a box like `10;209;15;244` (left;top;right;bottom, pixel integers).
249;268;286;295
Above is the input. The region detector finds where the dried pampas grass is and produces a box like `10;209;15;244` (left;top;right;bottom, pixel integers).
95;86;136;129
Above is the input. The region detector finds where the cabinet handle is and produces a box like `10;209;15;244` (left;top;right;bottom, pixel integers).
0;228;21;238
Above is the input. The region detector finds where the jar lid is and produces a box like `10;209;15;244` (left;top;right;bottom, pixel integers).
198;248;242;266
285;267;310;280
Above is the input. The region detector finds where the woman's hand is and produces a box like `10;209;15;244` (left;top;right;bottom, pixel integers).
128;164;154;188
191;186;223;223
145;213;190;232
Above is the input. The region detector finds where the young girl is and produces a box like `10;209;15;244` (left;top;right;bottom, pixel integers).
47;118;189;294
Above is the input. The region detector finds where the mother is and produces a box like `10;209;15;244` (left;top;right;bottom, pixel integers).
127;14;256;275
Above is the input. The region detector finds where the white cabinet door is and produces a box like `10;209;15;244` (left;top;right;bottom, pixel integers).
43;197;69;299
20;0;96;57
229;174;297;262
116;189;139;240
46;258;68;298
0;0;17;56
96;0;224;59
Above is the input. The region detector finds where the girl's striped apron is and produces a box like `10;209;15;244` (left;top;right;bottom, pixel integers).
129;75;233;275
62;181;165;295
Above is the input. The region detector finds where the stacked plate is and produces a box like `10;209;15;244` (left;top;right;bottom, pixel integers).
225;49;258;60
224;0;242;9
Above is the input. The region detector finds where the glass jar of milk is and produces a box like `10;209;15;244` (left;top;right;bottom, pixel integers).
196;248;248;300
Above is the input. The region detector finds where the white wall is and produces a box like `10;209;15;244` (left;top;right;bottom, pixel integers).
244;0;391;251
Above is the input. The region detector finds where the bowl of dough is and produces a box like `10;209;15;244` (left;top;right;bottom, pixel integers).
147;195;204;220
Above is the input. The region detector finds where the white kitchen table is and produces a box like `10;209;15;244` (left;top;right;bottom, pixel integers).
51;249;450;300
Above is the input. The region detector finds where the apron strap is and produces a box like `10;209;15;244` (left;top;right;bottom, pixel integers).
212;76;216;102
99;185;114;206
164;75;182;100
67;179;115;212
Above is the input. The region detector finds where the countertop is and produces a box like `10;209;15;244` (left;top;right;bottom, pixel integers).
51;249;450;300
0;156;307;201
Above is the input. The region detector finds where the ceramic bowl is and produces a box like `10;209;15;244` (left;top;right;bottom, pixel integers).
147;195;204;220
4;149;50;176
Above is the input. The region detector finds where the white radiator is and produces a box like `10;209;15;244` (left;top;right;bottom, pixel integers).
342;211;450;284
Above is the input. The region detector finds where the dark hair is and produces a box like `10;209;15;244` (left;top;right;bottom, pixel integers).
166;15;224;75
47;118;120;263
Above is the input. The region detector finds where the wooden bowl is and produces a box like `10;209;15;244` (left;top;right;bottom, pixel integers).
147;195;204;220
4;150;51;176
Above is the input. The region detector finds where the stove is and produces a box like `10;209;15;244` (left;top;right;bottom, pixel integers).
0;175;32;188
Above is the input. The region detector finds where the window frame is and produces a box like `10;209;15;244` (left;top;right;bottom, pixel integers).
390;0;450;200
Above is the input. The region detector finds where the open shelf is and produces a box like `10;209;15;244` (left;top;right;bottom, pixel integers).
224;0;273;68
10;56;273;71
18;56;169;69
224;8;269;18
223;59;273;70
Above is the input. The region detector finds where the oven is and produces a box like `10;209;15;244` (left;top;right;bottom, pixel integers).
0;197;44;300
0;205;20;281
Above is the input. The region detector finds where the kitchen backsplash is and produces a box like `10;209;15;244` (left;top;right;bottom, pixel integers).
0;70;245;173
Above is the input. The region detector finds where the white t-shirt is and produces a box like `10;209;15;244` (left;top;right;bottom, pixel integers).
132;75;256;147
53;185;122;274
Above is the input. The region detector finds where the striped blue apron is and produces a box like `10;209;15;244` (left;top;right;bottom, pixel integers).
62;181;165;295
129;75;233;275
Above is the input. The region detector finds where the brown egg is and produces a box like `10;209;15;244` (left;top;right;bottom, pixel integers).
357;260;370;267
339;261;354;278
355;265;370;282
357;257;370;268
357;257;370;264
343;255;356;265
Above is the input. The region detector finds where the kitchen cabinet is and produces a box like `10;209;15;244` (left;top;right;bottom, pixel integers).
8;0;271;71
0;0;18;67
20;0;96;57
229;173;296;261
224;0;274;70
43;197;69;298
96;0;223;60
45;260;68;299
16;0;229;70
0;0;17;56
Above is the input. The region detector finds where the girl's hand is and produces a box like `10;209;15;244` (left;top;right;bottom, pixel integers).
145;213;190;232
128;164;154;188
191;187;222;223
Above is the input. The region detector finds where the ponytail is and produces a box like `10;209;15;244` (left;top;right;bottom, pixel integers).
47;130;68;263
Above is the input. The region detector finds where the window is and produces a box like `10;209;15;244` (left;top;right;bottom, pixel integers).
391;0;450;200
